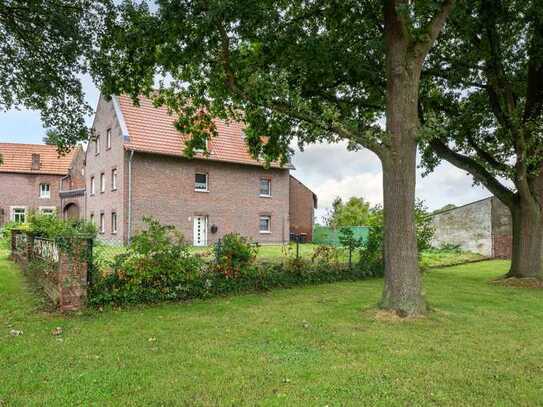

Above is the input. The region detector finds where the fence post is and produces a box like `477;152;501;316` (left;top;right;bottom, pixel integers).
215;238;222;263
296;234;300;259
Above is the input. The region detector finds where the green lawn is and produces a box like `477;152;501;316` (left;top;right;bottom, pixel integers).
1;249;542;406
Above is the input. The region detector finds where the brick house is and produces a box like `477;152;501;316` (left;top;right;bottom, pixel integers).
83;94;310;245
0;143;77;226
289;175;318;241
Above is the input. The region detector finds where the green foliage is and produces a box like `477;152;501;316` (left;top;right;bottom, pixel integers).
215;233;257;278
90;218;204;304
359;200;435;274
0;0;112;153
90;220;379;306
338;227;364;252
326;197;371;228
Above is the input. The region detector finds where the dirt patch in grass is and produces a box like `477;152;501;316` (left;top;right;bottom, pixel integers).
370;309;427;322
490;277;543;289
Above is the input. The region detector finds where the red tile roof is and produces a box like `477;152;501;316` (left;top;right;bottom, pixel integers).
0;143;76;175
117;95;285;168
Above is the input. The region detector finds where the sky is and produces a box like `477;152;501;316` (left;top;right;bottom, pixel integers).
0;75;491;222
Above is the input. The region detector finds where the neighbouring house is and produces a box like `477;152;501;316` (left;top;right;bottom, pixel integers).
0;143;78;226
289;175;317;241
81;94;306;245
431;196;516;258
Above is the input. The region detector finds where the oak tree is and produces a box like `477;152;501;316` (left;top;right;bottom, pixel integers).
421;0;543;278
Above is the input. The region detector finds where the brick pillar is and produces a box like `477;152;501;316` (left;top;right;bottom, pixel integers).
57;239;88;312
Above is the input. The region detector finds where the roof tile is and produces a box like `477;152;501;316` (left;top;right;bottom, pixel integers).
0;143;76;175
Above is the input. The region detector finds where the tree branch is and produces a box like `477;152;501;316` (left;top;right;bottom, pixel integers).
429;138;515;207
415;0;456;61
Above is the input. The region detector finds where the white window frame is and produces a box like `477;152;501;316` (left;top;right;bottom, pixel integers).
99;213;105;234
111;168;117;191
95;135;101;155
39;206;56;216
106;128;112;149
194;173;208;192
39;183;50;199
259;215;271;234
100;173;105;193
259;178;272;197
11;206;27;223
90;176;95;195
193;139;208;153
111;211;117;234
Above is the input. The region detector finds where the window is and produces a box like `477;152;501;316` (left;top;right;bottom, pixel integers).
259;216;271;233
193;139;208;153
95;135;101;155
106;128;112;149
90;213;95;224
39;207;55;216
195;173;208;191
39;183;50;199
259;178;271;197
111;212;117;234
111;168;117;191
100;173;105;193
99;213;105;234
12;208;26;223
90;177;95;195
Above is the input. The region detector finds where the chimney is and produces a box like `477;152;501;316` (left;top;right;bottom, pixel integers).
31;153;41;170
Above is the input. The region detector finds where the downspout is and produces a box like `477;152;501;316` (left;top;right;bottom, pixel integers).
127;150;135;243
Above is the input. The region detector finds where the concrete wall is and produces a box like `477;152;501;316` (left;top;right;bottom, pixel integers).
85;96;126;244
0;172;64;226
431;197;493;257
130;151;290;245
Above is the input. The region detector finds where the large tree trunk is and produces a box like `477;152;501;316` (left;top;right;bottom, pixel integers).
508;195;543;278
380;1;427;316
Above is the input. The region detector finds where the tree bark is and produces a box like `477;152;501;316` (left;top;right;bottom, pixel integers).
379;0;428;316
508;194;543;279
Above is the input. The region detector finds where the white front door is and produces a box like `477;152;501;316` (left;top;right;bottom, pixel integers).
193;216;208;246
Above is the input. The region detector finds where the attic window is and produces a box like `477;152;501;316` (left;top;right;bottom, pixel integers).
106;129;112;149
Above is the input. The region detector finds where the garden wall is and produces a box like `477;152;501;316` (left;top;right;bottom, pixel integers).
10;230;89;312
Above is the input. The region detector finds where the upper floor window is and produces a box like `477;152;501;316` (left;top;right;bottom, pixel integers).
90;176;95;195
99;213;105;234
259;215;271;233
100;173;105;193
106;128;112;149
95;135;101;155
195;173;208;192
12;207;26;223
39;183;50;199
111;168;118;191
259;178;271;197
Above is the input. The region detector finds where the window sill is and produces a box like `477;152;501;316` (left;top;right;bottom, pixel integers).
259;194;272;198
195;189;209;193
111;188;117;192
39;197;50;200
259;231;271;234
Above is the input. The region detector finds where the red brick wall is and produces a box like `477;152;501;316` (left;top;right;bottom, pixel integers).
85;96;126;244
0;172;64;225
289;176;316;241
130;152;290;244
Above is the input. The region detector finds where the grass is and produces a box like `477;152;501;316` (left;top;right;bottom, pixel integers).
1;248;543;406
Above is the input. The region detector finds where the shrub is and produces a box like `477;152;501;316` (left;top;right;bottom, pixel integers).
90;218;204;304
214;233;257;277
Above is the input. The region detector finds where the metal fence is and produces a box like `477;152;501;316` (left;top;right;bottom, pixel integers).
33;237;59;264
